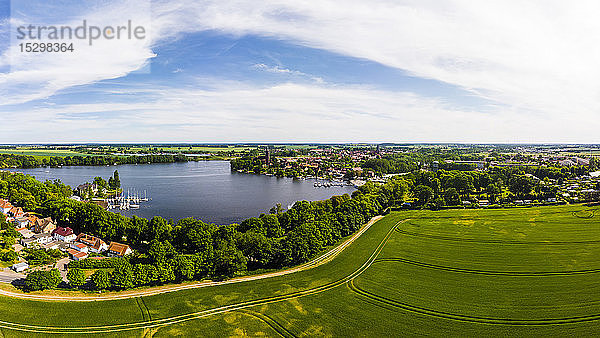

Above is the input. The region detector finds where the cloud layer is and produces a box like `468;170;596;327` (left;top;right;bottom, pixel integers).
2;81;592;143
2;1;600;142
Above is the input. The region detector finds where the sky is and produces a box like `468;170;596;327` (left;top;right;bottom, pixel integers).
1;0;600;144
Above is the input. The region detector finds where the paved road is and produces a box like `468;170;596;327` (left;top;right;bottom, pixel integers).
0;269;25;283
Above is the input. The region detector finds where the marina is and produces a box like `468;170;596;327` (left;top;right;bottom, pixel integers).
107;189;150;210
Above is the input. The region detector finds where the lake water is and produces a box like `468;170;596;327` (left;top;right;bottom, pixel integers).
10;161;355;224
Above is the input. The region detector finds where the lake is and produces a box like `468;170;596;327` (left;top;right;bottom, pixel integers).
11;161;356;224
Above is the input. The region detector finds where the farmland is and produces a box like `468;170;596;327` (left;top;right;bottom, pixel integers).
1;205;600;336
0;148;90;158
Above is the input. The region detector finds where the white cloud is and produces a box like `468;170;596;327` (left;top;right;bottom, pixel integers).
1;81;596;143
0;0;154;104
149;0;600;137
253;63;324;83
2;1;600;142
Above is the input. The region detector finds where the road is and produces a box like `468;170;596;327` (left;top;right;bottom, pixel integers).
55;257;71;282
0;269;25;284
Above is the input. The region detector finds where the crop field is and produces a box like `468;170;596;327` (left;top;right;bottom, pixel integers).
0;148;90;158
126;146;254;153
0;205;599;336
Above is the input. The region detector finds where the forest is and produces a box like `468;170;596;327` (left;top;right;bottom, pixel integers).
0;153;190;169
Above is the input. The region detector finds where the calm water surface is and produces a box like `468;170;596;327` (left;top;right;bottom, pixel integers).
11;161;355;224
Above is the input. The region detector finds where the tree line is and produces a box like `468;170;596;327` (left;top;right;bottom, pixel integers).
0;153;191;169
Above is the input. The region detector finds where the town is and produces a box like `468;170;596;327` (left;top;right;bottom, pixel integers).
1;197;131;281
231;144;600;207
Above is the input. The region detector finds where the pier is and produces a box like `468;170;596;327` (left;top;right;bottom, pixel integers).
107;189;150;210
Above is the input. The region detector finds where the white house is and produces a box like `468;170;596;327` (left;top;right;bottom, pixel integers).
52;227;76;242
11;262;29;273
13;216;30;228
107;242;132;257
33;233;53;244
75;233;108;253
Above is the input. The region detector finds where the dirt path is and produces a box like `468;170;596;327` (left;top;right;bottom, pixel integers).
0;215;385;302
0;217;407;335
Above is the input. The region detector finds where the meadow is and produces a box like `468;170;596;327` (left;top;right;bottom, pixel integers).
126;146;253;153
0;148;90;158
1;205;599;336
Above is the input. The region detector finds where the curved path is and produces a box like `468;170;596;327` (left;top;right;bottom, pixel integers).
3;216;600;334
347;279;600;326
0;217;404;334
394;227;600;245
0;216;384;302
373;257;600;276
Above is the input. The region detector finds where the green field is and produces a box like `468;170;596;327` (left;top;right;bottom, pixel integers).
126;146;254;153
1;205;600;336
0;149;90;158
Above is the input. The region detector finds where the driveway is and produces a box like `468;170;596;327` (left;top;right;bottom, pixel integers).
55;257;71;282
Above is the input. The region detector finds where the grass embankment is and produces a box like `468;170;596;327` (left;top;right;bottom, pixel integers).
1;206;600;336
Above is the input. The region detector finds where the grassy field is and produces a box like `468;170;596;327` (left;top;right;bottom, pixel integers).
0;149;90;158
125;146;254;153
1;205;600;336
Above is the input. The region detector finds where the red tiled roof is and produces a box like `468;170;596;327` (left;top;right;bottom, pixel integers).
67;249;88;259
108;242;131;256
76;233;106;250
52;226;74;237
73;251;87;259
0;200;12;209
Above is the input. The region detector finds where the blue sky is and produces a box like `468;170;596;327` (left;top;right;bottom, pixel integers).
1;1;600;143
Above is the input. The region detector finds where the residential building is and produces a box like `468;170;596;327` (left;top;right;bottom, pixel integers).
70;242;89;253
52;226;76;242
11;262;29;273
32;217;56;234
40;241;60;250
20;237;37;248
75;233;108;253
8;206;25;218
33;233;53;244
0;199;13;214
67;249;88;261
107;242;132;257
13;216;30;228
16;227;34;239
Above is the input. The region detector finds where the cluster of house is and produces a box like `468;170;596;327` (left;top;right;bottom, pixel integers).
1;198;132;264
